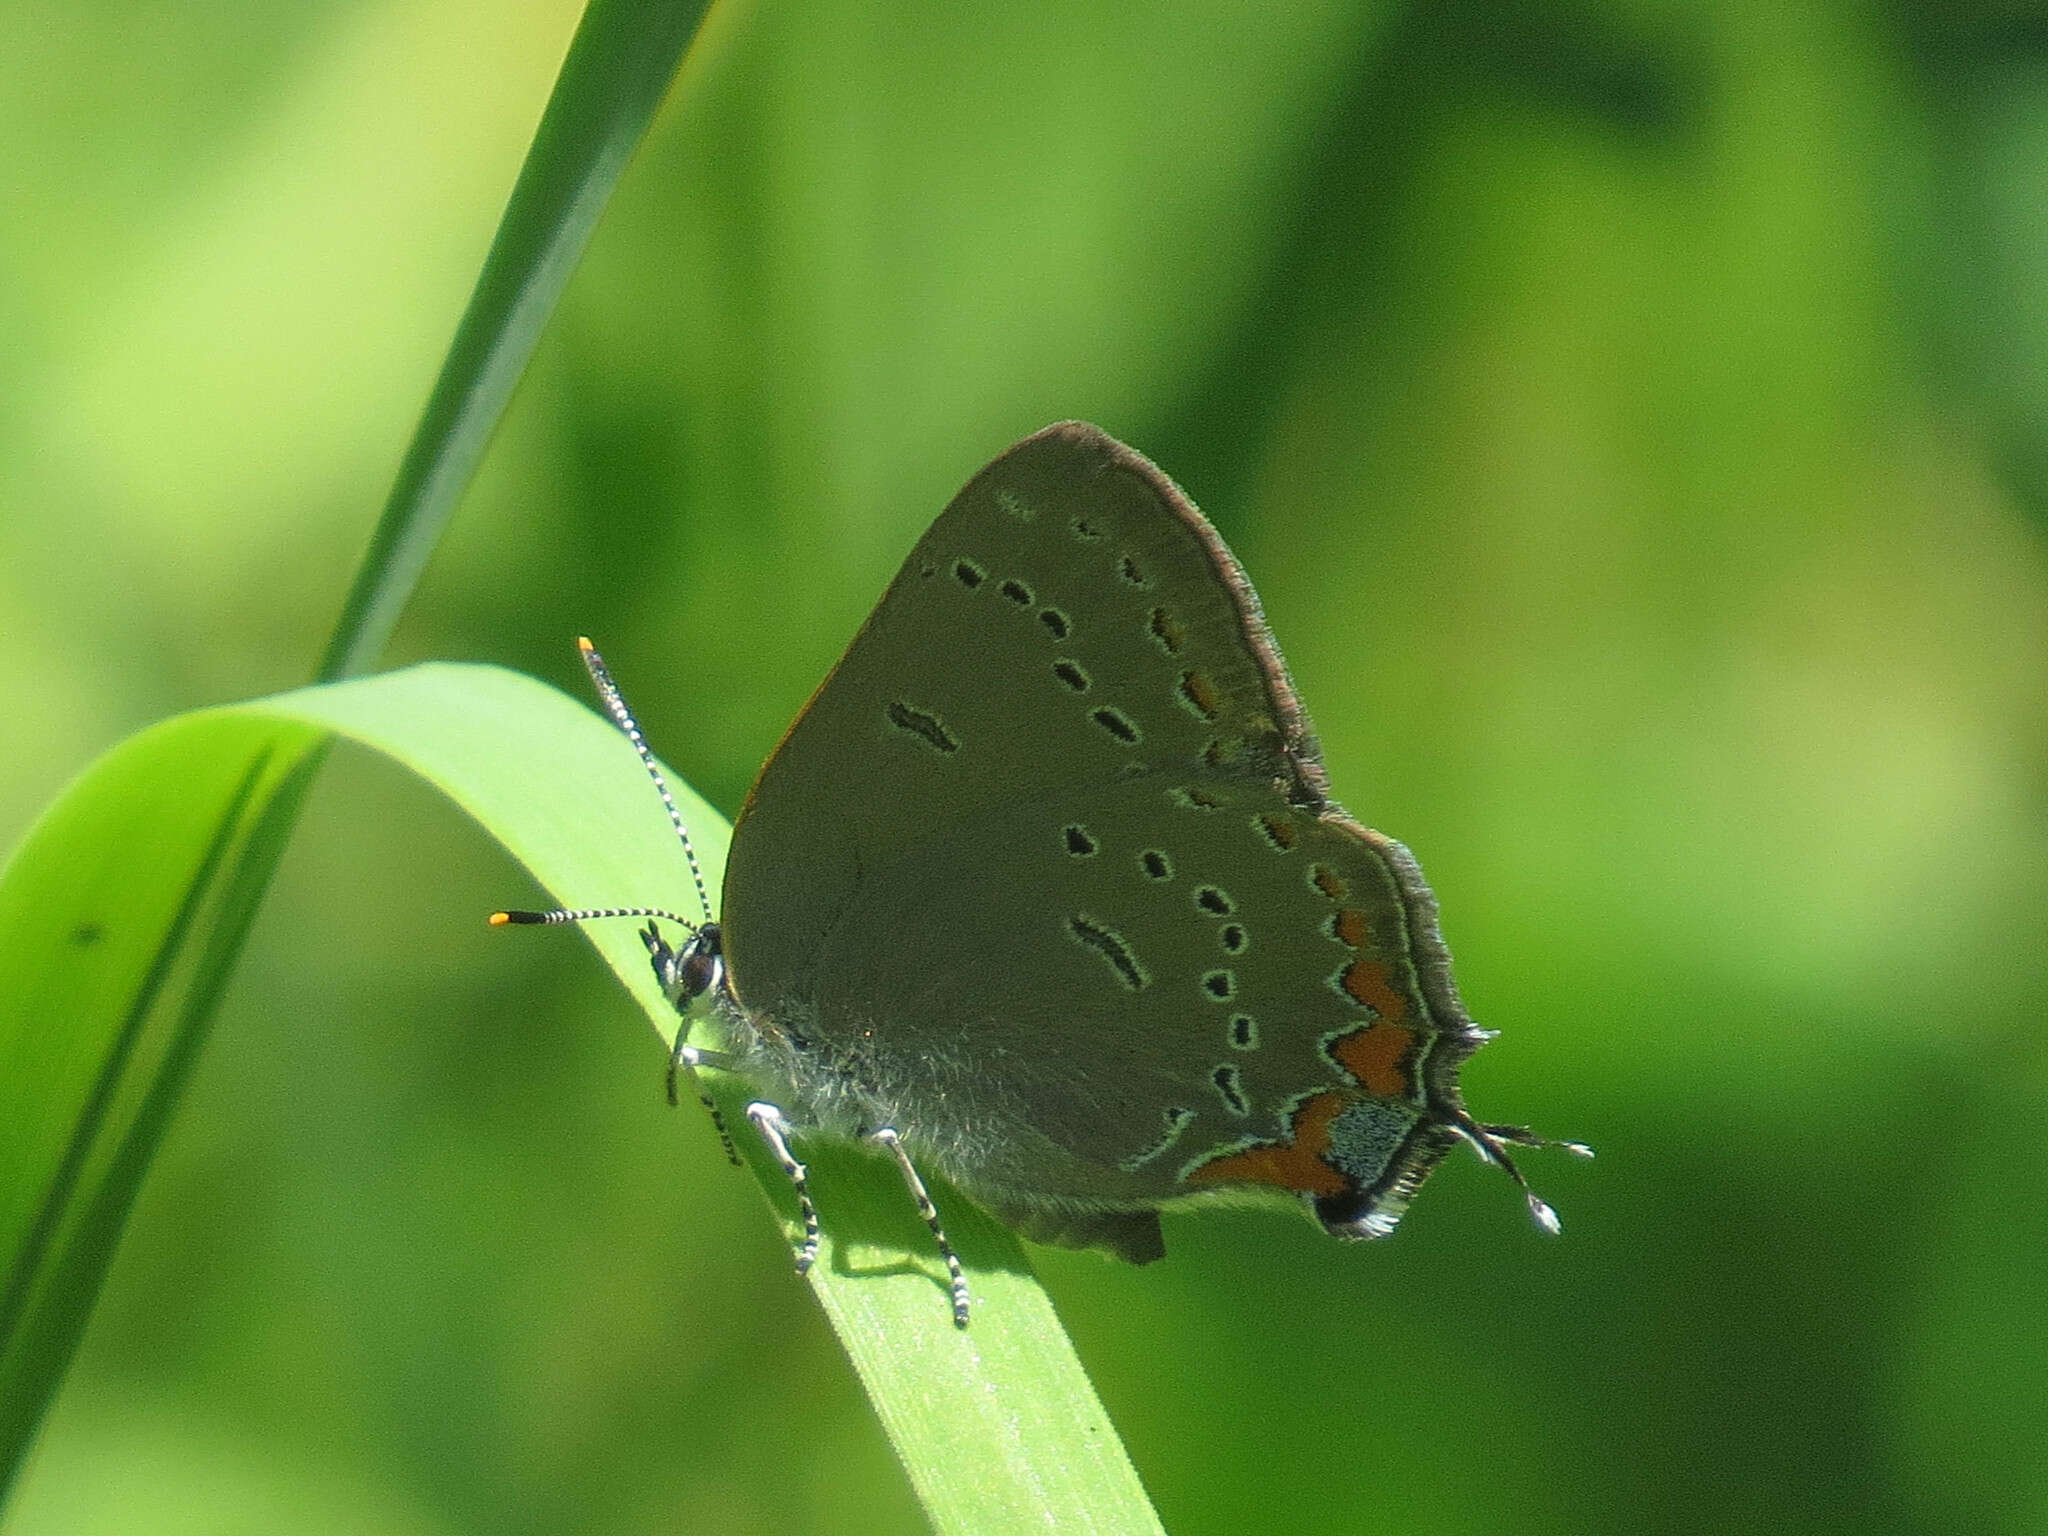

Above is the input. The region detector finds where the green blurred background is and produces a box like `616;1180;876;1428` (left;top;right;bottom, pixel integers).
5;0;2047;1531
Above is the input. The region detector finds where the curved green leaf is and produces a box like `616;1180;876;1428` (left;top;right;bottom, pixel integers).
0;717;326;1487
1;664;1163;1535
3;0;719;1502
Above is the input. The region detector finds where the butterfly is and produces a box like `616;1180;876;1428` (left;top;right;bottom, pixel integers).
498;423;1587;1325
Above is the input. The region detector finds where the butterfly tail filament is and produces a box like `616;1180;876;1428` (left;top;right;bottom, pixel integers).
1448;1111;1593;1236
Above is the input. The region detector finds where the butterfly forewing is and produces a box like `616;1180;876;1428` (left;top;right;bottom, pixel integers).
724;422;1320;1025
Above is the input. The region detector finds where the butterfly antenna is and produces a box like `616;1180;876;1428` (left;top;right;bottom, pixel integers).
573;642;741;1164
577;635;712;927
489;905;701;929
1449;1111;1593;1237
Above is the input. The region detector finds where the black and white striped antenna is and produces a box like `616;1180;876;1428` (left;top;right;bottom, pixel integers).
489;639;736;1158
491;637;712;933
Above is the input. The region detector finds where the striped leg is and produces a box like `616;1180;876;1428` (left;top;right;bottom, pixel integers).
667;1040;741;1165
867;1127;970;1329
745;1102;820;1275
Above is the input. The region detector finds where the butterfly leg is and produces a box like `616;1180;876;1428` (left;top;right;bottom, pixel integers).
866;1128;970;1329
642;921;744;1166
745;1102;821;1276
665;1040;742;1165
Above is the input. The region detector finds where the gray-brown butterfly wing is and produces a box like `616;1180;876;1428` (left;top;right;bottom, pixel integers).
720;423;1483;1251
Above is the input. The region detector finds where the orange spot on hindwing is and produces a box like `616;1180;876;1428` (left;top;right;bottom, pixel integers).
1324;908;1412;1024
1338;957;1407;1019
1186;1092;1350;1197
1330;1026;1417;1098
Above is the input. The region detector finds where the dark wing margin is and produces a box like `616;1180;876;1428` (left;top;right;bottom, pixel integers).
1038;421;1333;808
984;1198;1168;1264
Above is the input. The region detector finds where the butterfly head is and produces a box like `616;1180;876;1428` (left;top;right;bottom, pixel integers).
642;918;724;1018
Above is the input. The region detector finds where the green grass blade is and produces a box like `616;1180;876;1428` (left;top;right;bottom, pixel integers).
317;0;712;683
2;664;1163;1533
0;721;327;1488
5;3;719;1485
